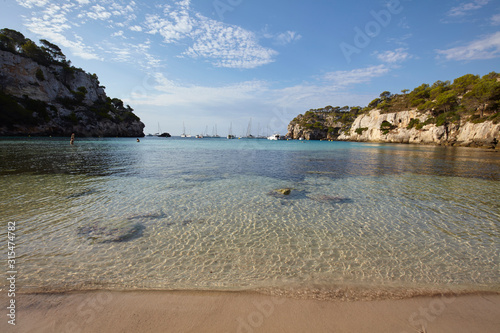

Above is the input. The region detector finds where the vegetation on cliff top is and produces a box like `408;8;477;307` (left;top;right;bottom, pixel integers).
366;72;500;125
0;28;143;136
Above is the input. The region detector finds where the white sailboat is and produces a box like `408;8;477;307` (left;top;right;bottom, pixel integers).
245;118;255;138
227;122;235;139
180;122;191;138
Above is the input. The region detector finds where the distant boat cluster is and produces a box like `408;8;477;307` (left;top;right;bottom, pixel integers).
151;118;289;140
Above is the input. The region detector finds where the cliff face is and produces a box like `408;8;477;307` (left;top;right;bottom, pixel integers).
286;110;354;140
338;109;499;147
287;108;499;148
0;50;144;137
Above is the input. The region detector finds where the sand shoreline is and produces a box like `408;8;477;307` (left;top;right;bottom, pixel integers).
1;290;499;332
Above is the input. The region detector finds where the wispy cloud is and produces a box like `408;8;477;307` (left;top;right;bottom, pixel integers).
15;0;294;70
323;65;391;86
274;31;302;45
372;48;412;63
86;5;112;20
184;17;278;69
144;1;278;69
491;13;500;26
436;31;500;61
22;2;100;60
17;0;49;8
447;0;489;17
126;65;388;125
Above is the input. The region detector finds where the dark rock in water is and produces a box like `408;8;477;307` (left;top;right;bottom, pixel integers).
310;194;352;204
267;188;292;197
77;221;143;243
126;211;167;221
66;189;96;198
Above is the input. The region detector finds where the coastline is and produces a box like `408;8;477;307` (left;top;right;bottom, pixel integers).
1;290;499;332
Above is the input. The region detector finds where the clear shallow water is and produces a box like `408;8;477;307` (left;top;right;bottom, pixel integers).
0;137;499;299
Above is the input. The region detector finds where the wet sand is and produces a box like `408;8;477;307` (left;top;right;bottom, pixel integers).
1;291;499;332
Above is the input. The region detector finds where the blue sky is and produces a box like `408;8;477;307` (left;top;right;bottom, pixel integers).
1;0;499;136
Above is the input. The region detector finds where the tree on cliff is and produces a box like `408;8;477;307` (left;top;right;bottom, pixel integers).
464;77;500;117
0;28;71;67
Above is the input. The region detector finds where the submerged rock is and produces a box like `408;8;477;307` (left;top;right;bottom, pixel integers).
310;194;352;204
77;220;143;243
66;189;96;198
275;188;292;195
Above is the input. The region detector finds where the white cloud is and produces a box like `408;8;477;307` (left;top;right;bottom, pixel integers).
436;31;500;61
184;17;277;69
373;48;412;63
323;65;391;86
87;5;112;20
17;0;280;69
144;0;278;69
491;14;500;26
129;25;143;32
16;0;49;8
447;0;489;17
274;31;302;45
104;40;162;69
111;30;125;38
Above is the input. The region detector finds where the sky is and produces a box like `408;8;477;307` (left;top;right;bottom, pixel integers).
1;0;499;136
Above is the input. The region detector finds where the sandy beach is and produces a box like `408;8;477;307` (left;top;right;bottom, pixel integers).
1;291;499;332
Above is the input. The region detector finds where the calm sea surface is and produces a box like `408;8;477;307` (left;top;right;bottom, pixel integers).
0;137;499;299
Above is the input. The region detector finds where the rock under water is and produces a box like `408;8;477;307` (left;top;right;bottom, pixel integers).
77;220;143;243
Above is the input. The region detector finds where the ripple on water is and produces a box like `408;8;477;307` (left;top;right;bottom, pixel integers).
0;139;498;298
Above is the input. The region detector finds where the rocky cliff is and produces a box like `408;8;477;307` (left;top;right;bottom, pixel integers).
287;108;499;148
0;49;144;137
337;109;499;147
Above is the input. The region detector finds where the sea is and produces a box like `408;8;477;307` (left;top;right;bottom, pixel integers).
0;136;499;300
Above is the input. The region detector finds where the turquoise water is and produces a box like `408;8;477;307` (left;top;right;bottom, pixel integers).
0;137;499;299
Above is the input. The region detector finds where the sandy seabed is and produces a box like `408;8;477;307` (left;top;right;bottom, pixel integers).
1;291;499;333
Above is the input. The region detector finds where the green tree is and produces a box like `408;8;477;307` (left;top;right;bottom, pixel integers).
452;74;479;95
368;98;381;109
0;28;26;52
20;39;51;65
40;39;66;64
466;79;500;117
434;90;458;113
380;91;392;100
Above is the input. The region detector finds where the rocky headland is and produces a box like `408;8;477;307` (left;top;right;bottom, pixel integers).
0;29;144;137
287;73;500;148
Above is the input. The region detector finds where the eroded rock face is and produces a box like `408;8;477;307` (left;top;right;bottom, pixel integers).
339;109;499;147
0;50;145;137
284;108;499;147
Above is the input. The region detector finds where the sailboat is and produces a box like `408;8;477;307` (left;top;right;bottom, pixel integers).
245;118;255;139
213;124;220;138
180;122;191;138
227;122;235;139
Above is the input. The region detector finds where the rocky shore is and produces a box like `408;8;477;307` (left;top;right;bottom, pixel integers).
338;109;499;148
287;108;499;148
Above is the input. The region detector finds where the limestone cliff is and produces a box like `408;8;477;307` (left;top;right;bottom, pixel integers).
0;49;144;137
337;109;499;147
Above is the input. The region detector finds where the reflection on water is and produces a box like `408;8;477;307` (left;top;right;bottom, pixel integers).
0;137;499;299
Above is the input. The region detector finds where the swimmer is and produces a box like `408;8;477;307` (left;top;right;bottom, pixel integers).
137;138;140;142
70;133;75;145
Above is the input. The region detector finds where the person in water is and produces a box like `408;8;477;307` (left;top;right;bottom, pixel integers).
70;133;75;145
136;138;140;142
